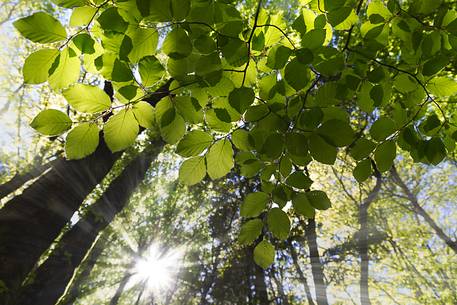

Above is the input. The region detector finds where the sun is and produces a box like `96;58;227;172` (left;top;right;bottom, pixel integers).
131;243;184;293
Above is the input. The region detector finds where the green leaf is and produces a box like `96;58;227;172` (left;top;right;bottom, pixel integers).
370;117;397;141
48;48;80;90
13;12;67;43
97;7;128;33
292;193;315;218
23;49;59;84
239;219;263;245
254;240;275;269
70;6;97;27
206;139;234;179
127;28;159;63
155;98;186;144
231;129;251;151
327;7;358;30
266;45;292;69
353;159;373;183
63;84;111;113
170;0;190;20
306;190;332;210
111;59;133;82
393;74;417;93
138;56;165;87
425;138;446;165
240;192;269;217
317;119;355;147
179;156;206;185
260;133;284;159
175;96;203;124
162;28;192;59
176;130;213;157
308;134;337;165
422;55;449;76
267;208;290;240
132;101;155;128
65;123;99;159
30;109;72;136
374;140;396;172
103;109;139;152
285;171;313;189
284;58;309;91
72;33;95;54
228;87;255;114
350;138;376;161
427;77;457;98
52;0;88;8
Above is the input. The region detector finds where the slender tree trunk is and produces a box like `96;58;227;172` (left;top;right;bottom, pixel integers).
304;218;328;305
359;203;371;305
390;166;457;254
0;82;170;297
0;158;57;200
288;242;315;305
14;141;164;305
358;173;382;305
270;265;290;305
109;270;133;305
58;231;111;305
253;263;269;304
134;281;147;305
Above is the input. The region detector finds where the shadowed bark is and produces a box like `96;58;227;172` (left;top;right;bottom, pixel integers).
358;170;382;305
0;81;170;298
0;140;120;296
15;141;164;305
58;231;111;305
304;218;328;305
0;159;57;200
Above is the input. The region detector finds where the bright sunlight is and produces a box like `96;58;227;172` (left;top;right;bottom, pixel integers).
130;243;184;294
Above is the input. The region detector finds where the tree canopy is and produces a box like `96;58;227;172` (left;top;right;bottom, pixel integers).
1;0;457;304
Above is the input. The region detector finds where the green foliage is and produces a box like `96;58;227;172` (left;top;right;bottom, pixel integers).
30;109;72;136
179;156;206;185
206;139;234;179
63;84;111;113
240;192;269;217
267;208;290;240
253;240;275;269
15;0;457;270
23;49;59;84
239;219;263;245
103;109;139;152
65;123;99;159
13;12;66;43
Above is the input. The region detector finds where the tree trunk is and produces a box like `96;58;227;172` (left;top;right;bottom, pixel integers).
14;141;164;305
109;270;133;305
253;263;269;304
304;218;328;305
0;141;120;296
0;81;170;297
288;241;315;305
58;231;111;305
0;158;57;200
359;204;371;305
390;166;457;254
270;265;290;305
358;173;382;305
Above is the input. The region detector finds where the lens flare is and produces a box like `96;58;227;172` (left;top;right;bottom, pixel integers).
131;243;184;293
